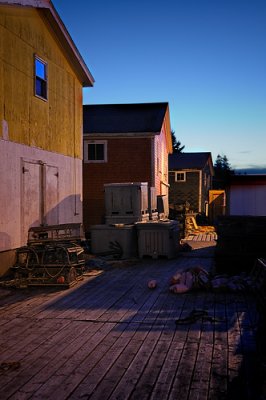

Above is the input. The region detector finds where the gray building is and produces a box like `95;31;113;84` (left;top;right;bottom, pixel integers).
169;152;214;214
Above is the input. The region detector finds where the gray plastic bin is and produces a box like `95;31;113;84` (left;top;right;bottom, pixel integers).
136;220;179;259
90;224;137;259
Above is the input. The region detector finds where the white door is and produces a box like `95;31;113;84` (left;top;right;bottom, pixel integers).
44;164;59;225
21;160;59;244
21;160;42;244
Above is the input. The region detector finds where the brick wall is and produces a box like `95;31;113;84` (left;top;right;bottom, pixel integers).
83;137;153;230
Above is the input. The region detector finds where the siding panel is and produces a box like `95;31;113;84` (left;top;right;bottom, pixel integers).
0;6;82;158
0;139;82;253
230;185;266;216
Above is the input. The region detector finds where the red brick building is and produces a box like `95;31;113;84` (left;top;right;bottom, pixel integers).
83;103;172;230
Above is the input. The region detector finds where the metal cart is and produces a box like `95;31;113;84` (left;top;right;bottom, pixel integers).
12;224;86;288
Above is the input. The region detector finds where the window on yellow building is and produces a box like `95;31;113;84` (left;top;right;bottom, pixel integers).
35;56;47;100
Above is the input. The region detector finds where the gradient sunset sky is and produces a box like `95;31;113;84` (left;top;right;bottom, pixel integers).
53;0;266;172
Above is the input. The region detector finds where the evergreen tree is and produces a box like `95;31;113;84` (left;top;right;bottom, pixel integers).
213;154;234;189
171;130;185;153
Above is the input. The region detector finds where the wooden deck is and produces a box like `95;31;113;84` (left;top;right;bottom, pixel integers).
185;232;218;242
0;239;261;399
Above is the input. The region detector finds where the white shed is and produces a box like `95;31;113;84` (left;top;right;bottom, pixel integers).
228;175;266;216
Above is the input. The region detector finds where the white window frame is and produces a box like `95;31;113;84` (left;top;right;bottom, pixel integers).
175;171;186;182
84;140;107;163
204;173;207;187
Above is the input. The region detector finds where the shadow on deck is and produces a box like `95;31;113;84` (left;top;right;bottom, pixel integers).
0;241;263;399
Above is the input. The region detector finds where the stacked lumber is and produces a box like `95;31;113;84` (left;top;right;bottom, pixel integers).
185;214;215;237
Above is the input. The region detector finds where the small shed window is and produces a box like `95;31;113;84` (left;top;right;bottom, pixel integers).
35;56;47;100
84;140;107;163
175;172;186;182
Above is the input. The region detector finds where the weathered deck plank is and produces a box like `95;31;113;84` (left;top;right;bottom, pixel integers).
186;293;215;400
0;243;260;400
80;323;148;400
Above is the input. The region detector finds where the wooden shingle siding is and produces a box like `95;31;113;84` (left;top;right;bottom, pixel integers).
169;152;214;214
169;171;200;211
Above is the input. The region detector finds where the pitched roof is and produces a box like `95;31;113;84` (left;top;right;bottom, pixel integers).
169;152;214;173
0;0;94;87
83;103;169;134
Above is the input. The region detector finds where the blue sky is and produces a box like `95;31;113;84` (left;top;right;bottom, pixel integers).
53;0;266;172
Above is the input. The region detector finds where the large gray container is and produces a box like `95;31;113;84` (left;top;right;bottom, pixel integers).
104;182;149;224
136;220;179;259
90;224;137;259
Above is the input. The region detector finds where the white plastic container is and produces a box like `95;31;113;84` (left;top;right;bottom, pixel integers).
104;182;149;224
